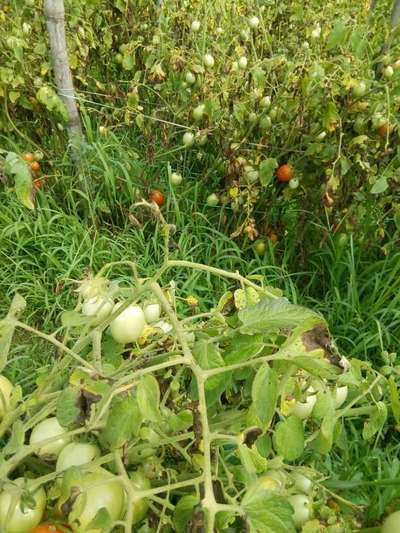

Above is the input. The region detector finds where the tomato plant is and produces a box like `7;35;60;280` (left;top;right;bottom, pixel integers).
0;254;395;531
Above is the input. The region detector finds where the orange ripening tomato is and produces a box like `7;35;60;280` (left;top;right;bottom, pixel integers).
33;178;45;190
269;232;278;244
276;164;294;182
23;152;35;162
149;189;165;206
30;161;41;172
377;123;392;139
30;526;64;533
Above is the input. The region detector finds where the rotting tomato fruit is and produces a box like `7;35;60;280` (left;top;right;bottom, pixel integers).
30;161;41;172
276;164;294;182
149;189;165;206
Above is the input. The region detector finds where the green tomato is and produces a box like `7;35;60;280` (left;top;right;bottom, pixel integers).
110;303;146;344
292;472;312;495
115;53;123;64
203;54;215;68
183;131;195;147
335;386;348;408
383;511;400;533
206;193;219;207
352;81;366;97
59;468;125;532
192;104;205;122
30;417;71;459
290;394;316;419
191;20;201;32
383;66;394;79
82;296;113;323
249;16;260;29
238;56;248;70
56;442;100;472
144;303;161;323
130;470;151;525
185;71;196;85
0;375;14;419
288;494;311;529
0;478;46;533
253;239;266;256
289;178;299;190
260;96;271;109
170;172;183;186
259;116;272;131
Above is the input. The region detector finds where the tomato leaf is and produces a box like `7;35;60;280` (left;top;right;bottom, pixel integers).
56;387;83;429
273;416;304;461
237;443;268;474
137;374;160;422
224;333;264;364
371;176;388;194
326;21;349;50
389;377;400;426
2;420;25;457
239;298;318;335
4;152;34;209
102;395;141;449
259;158;278;187
0;293;26;372
173;495;199;533
242;489;296;533
61;310;88;328
252;364;278;430
192;337;225;391
363;401;387;440
86;507;113;530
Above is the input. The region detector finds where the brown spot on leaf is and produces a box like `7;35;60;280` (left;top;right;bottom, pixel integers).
302;324;342;367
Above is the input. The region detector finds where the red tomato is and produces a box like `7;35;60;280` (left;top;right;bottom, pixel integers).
30;161;41;172
23;152;35;162
30;526;64;533
149;189;165;206
276;164;294;182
